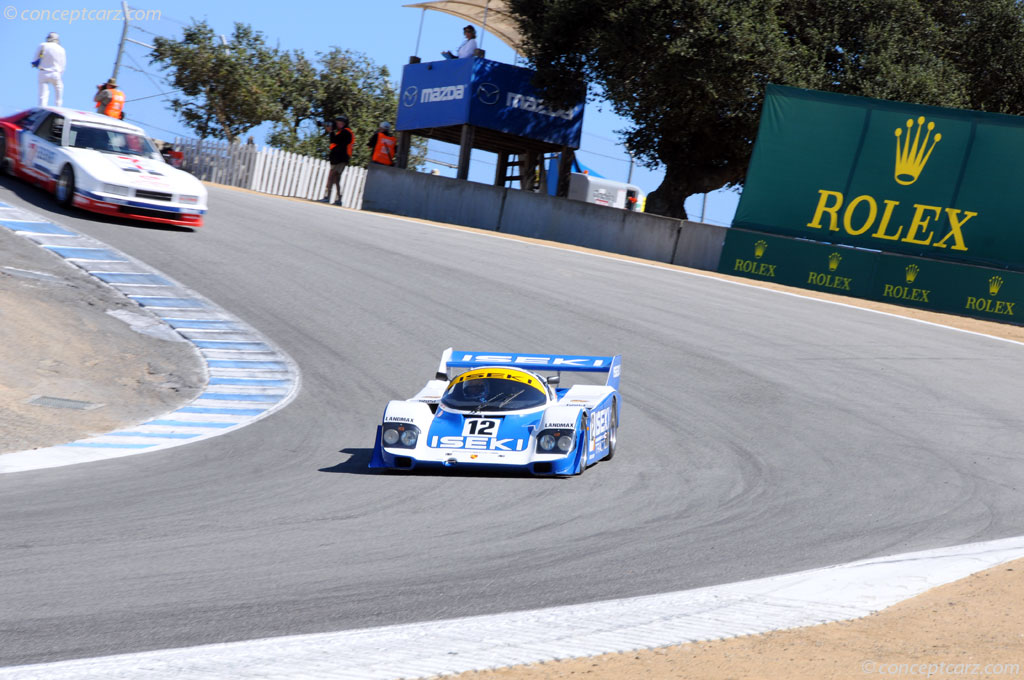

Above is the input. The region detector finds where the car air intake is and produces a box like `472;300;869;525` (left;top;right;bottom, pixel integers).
532;462;553;474
134;189;173;201
394;456;413;469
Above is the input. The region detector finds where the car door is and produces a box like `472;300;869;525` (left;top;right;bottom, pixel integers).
22;112;65;183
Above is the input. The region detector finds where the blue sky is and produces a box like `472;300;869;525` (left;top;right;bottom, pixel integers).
0;1;738;225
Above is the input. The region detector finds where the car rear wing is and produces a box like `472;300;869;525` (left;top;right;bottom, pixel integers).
437;348;621;390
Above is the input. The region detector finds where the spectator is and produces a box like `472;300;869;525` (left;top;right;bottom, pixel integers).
367;122;397;166
442;25;478;59
321;115;353;205
94;78;125;119
33;32;66;107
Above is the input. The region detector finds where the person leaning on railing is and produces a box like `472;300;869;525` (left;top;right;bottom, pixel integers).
442;25;478;59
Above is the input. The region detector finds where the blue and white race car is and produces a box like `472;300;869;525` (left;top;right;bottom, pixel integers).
369;349;621;476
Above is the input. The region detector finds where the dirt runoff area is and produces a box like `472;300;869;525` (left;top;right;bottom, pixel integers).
0;227;204;454
2;219;1023;679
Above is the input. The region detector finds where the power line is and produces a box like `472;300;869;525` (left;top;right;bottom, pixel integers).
126;3;189;26
130;24;163;37
583;131;622;145
576;149;630;164
126;50;166;93
124;117;187;138
126;91;178;103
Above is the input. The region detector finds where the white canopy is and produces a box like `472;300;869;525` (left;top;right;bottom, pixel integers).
404;0;524;56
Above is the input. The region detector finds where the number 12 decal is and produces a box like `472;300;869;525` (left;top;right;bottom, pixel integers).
463;419;498;437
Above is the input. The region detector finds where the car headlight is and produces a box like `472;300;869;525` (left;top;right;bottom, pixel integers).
537;429;575;454
102;183;131;196
179;194;199;204
382;423;420;449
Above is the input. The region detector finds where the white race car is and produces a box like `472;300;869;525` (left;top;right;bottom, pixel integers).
370;348;622;476
0;106;207;227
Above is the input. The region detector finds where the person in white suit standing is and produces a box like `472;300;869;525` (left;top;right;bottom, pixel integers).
33;32;66;107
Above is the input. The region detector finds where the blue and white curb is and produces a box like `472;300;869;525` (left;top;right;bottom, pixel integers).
1;535;1022;679
0;202;300;473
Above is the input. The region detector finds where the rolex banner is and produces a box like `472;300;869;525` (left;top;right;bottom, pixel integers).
734;84;1024;271
720;229;1024;322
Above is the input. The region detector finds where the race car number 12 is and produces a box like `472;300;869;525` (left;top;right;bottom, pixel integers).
463;419;498;437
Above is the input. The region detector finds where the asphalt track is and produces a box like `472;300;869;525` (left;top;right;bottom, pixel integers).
2;179;1024;668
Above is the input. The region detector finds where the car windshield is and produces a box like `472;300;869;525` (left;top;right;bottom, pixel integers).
441;371;548;413
69;124;156;157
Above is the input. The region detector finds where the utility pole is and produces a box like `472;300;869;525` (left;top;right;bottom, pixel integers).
111;1;155;82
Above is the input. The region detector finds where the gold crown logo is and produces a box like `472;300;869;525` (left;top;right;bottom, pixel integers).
894;117;941;186
905;264;920;284
989;276;1004;296
828;252;842;272
754;240;767;259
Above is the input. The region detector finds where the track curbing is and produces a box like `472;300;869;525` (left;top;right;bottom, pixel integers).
0;201;300;474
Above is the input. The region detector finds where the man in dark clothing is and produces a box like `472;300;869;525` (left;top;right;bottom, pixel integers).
321;115;353;205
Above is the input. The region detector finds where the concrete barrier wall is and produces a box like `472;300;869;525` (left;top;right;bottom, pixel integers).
670;219;727;270
363;165;726;271
362;166;503;232
498;189;683;263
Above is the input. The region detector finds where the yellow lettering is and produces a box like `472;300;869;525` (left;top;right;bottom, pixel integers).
872;200;904;241
901;204;942;246
934;209;976;251
807;190;843;231
843;195;876;236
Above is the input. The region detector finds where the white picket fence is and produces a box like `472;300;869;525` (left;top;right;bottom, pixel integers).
173;138;366;209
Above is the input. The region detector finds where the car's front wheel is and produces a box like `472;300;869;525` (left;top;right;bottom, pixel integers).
56;165;76;207
575;414;589;475
0;134;8;176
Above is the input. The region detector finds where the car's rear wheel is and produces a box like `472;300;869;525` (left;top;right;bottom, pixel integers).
56;165;75;207
604;401;618;461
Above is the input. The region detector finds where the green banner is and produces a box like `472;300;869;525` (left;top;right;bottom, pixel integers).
735;85;1024;271
720;229;877;297
872;253;1023;321
720;229;1024;324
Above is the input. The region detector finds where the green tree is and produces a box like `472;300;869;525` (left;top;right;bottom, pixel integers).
150;20;284;144
507;0;1024;218
268;48;427;168
264;49;322;156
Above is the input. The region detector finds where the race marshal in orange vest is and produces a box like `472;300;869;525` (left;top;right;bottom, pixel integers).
367;122;397;165
94;78;125;119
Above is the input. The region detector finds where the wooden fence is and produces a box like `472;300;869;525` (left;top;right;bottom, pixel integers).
173;138;366;209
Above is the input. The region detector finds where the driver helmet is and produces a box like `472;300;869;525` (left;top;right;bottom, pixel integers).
462;379;488;401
